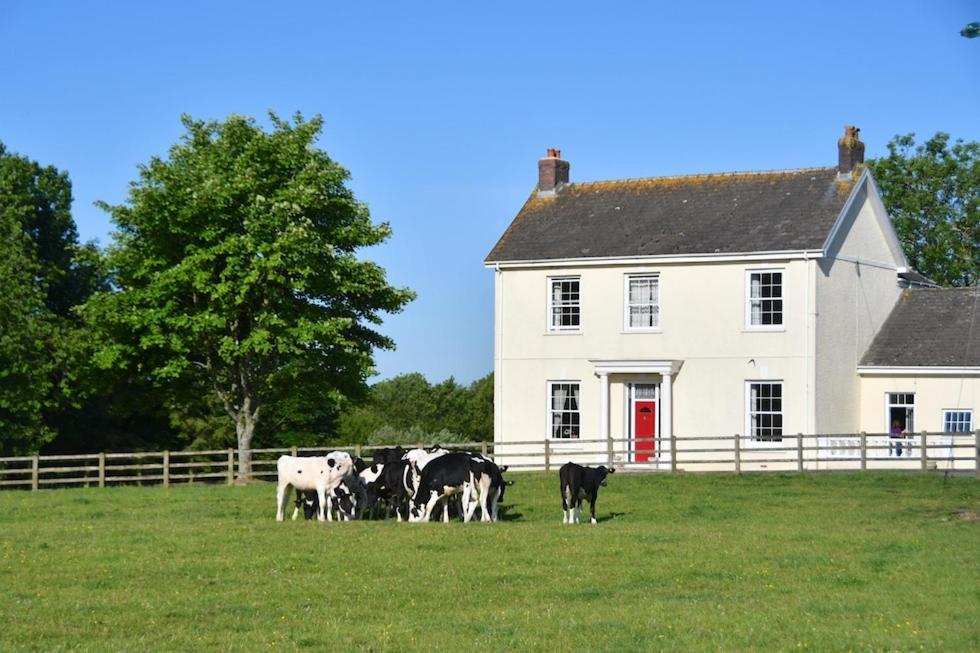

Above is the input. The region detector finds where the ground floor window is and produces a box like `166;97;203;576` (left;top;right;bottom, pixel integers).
887;393;915;434
943;410;973;433
549;382;580;439
747;381;782;442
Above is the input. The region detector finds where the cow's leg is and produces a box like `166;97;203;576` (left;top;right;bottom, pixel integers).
589;494;598;524
423;492;440;522
562;485;570;524
316;487;327;522
481;478;493;522
276;483;290;522
490;488;501;522
463;482;479;523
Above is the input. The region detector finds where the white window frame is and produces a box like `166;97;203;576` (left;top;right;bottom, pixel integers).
547;276;581;333
623;273;661;332
745;269;785;331
942;409;973;433
547;381;581;440
745;381;784;444
885;392;915;434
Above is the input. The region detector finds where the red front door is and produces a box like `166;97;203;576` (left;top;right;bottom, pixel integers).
635;401;656;462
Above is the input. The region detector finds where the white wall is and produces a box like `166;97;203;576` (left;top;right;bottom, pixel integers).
493;259;812;460
814;184;904;434
859;375;980;433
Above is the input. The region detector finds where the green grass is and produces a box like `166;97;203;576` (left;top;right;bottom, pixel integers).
1;472;978;652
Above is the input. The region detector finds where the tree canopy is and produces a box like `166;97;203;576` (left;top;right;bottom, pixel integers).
868;133;979;287
84;113;414;476
0;143;104;455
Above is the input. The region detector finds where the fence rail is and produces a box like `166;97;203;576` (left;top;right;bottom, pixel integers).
0;431;977;491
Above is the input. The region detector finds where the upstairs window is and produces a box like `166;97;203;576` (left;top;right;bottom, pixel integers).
625;274;660;330
943;410;973;433
747;270;783;328
548;277;580;331
747;381;783;442
549;382;580;439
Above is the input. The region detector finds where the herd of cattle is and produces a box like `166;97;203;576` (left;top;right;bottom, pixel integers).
275;445;615;524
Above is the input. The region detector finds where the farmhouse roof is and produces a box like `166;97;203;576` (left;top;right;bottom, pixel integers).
485;166;856;263
860;288;980;367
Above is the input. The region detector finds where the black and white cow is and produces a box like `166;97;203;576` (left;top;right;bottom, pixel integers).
408;453;480;523
358;462;386;519
377;459;419;522
465;455;510;522
559;462;615;524
352;456;370;475
404;445;450;471
371;446;406;466
328;475;366;521
293;489;320;520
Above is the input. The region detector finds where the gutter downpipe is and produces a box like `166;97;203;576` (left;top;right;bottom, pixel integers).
803;251;813;469
494;262;503;453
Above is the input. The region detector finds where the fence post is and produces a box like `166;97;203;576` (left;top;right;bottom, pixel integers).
544;439;551;472
98;452;106;488
670;434;677;473
162;450;170;488
733;433;741;474
481;441;488;456
920;431;928;472
31;454;39;491
975;430;979;479
797;433;804;473
354;444;362;459
290;446;298;457
227;449;234;485
860;432;867;471
607;436;614;468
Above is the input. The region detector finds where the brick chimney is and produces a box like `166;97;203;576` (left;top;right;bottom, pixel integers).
538;148;569;194
837;126;865;178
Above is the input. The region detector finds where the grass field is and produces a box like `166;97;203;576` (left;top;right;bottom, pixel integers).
0;472;978;652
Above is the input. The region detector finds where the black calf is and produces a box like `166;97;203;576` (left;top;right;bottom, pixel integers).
559;462;614;524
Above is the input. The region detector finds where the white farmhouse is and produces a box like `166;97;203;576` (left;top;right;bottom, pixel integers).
485;128;979;468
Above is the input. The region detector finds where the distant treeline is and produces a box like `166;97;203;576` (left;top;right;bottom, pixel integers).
335;372;493;445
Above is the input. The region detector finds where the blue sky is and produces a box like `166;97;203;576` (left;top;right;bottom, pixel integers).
2;1;978;384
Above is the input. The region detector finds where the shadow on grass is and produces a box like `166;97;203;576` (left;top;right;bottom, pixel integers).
497;506;524;522
598;511;627;523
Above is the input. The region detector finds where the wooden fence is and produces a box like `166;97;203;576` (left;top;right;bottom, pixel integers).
0;432;976;491
0;442;489;491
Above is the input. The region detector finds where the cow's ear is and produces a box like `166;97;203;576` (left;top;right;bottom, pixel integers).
607;467;616;474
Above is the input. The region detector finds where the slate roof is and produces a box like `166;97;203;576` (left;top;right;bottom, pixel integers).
860;288;980;367
486;167;857;262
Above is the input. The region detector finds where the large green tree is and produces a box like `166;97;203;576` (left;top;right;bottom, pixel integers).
868;133;979;287
0;144;104;455
85;113;414;477
0;215;64;454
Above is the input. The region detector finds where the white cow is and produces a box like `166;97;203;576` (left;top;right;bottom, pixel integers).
276;453;353;522
403;446;450;472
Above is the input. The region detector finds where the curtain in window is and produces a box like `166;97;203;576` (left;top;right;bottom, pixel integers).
553;384;567;411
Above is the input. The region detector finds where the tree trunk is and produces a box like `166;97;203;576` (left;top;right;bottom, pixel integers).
236;410;257;481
